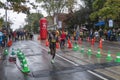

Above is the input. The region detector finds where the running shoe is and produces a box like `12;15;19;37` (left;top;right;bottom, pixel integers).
51;59;54;64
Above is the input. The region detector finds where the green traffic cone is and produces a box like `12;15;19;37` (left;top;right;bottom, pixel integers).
17;52;23;57
115;52;120;63
17;49;21;55
19;55;25;61
21;59;27;67
73;43;76;51
96;49;102;58
4;48;9;55
22;59;27;64
22;64;30;73
87;48;92;56
11;48;16;55
76;44;79;49
17;51;25;60
73;43;79;51
80;46;84;54
106;51;112;62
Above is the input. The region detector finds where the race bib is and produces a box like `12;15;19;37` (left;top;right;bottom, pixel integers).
52;39;56;42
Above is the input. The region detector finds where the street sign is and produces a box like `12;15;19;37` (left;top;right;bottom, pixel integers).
58;21;62;28
109;19;113;27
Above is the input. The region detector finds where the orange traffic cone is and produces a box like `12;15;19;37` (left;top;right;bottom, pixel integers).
68;39;72;48
87;37;90;42
78;37;82;44
91;38;94;45
56;42;60;49
93;37;96;42
7;39;12;47
45;39;49;47
99;38;102;49
72;36;74;41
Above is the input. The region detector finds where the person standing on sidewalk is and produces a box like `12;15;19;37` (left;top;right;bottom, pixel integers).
117;28;120;41
0;30;3;49
94;30;99;41
60;31;66;49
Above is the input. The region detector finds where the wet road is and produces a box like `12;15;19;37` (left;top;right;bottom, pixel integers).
2;40;115;80
1;34;120;80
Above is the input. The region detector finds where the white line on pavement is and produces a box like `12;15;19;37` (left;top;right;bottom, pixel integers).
41;46;108;80
56;54;79;66
87;70;108;80
41;46;79;66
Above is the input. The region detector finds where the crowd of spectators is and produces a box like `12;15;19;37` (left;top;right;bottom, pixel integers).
0;29;34;49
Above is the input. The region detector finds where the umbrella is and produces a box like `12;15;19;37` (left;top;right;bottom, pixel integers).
95;21;105;26
82;27;88;30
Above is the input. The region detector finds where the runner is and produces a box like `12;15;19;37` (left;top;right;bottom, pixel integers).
48;30;58;63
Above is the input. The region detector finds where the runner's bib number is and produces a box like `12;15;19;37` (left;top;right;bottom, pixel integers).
52;39;56;42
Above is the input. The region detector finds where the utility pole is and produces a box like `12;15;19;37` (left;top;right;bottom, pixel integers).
54;0;59;30
5;1;8;30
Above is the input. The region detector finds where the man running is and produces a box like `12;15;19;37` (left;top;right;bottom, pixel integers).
48;30;58;63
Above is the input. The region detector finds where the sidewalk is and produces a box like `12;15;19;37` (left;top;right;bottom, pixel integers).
35;36;119;64
35;34;120;56
104;40;120;45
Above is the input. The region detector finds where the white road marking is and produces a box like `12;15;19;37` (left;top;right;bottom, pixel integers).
87;70;108;80
56;54;79;66
41;46;109;80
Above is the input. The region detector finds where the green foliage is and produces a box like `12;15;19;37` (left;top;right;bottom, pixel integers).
0;1;4;8
7;0;26;3
23;25;31;31
65;6;93;31
36;0;76;16
90;0;120;20
0;0;30;14
0;18;4;29
25;13;43;33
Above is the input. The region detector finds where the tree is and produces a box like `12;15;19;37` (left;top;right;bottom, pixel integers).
80;0;96;29
90;0;120;28
23;24;31;31
36;0;77;29
0;18;4;29
36;0;76;16
64;6;92;32
0;0;30;14
90;0;120;20
25;13;43;33
0;1;4;8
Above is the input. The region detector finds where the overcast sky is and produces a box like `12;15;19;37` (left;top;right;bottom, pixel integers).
0;0;47;31
0;0;82;31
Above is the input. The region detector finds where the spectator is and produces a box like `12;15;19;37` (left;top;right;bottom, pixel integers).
94;30;99;41
107;29;112;41
99;28;103;38
0;30;3;48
